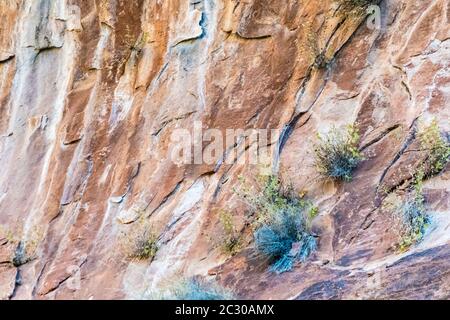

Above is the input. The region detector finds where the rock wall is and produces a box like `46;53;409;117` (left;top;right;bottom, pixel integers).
0;0;449;299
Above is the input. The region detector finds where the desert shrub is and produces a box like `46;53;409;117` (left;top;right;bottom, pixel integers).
313;124;364;181
155;277;234;300
254;208;317;273
338;0;374;10
398;172;431;252
120;224;158;261
12;241;31;267
384;171;431;252
387;120;448;252
218;210;242;255
238;175;317;273
418;120;450;176
0;225;42;267
390;120;449;251
313;52;330;70
336;0;377;21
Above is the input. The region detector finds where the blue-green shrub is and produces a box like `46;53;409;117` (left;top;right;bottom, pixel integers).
398;172;431;251
313;125;364;181
418;120;450;176
243;176;317;273
156;277;234;300
255;209;316;273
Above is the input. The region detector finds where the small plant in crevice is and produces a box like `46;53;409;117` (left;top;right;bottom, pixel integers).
129;31;150;53
313;52;331;70
337;0;375;12
418;120;450;176
313;124;364;182
120;222;159;261
382;120;448;253
0;225;43;267
12;241;32;267
383;120;449;252
151;277;234;300
217;210;242;256
384;171;431;252
237;175;317;274
301;21;331;70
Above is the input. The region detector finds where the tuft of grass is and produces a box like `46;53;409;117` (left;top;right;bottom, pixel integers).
238;175;317;273
418;120;450;176
397;172;430;252
218;210;242;255
313;124;364;182
254;208;317;273
338;0;375;10
383;119;449;253
154;277;234;300
120;224;158;261
336;0;377;22
383;171;431;252
0;225;42;267
313;52;330;70
12;241;31;267
388;120;448;252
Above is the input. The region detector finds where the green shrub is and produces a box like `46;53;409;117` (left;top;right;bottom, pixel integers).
391;120;448;252
254;208;317;273
121;226;158;261
218;210;242;255
0;225;42;267
418;120;450;176
336;0;377;21
155;277;234;300
12;241;31;267
381;170;431;252
313;124;364;181
338;0;374;10
239;175;317;273
397;172;431;252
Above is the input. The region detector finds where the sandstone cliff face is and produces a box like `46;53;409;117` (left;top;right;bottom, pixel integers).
0;0;449;300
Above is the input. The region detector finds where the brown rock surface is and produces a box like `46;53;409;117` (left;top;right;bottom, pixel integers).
0;0;449;300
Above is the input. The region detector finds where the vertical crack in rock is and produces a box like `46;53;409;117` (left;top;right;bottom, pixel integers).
376;116;420;196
